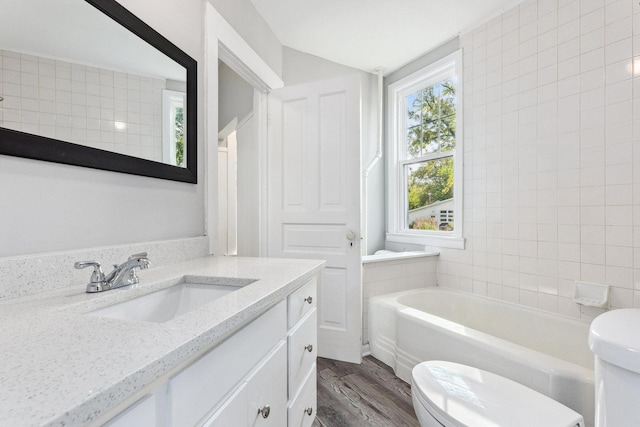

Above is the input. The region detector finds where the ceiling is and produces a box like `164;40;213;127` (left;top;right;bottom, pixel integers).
251;0;524;75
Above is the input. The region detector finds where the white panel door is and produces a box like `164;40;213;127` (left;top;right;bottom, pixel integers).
268;75;362;363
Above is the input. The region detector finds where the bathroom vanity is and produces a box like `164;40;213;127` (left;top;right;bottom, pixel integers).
0;256;324;426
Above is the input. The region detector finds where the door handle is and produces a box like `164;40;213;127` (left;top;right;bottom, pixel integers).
346;230;356;246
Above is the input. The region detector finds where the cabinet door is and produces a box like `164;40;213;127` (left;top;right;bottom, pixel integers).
247;341;288;427
104;394;155;427
201;383;248;427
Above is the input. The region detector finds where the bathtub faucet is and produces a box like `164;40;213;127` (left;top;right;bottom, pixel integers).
75;252;151;293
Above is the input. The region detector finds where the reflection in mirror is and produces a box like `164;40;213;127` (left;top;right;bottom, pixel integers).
0;0;197;182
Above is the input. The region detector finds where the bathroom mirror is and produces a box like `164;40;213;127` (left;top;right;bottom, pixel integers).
0;0;197;183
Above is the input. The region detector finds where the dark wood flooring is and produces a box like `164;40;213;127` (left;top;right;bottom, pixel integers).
312;356;419;427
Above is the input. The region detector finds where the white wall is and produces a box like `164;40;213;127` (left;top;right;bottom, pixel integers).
438;0;640;321
208;0;283;78
0;0;207;258
282;47;385;254
236;113;260;256
218;61;254;129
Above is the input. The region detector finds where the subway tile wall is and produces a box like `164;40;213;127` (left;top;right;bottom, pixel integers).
0;50;165;162
362;255;438;345
438;0;640;321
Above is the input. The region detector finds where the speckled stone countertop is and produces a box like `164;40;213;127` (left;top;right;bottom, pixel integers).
0;256;325;426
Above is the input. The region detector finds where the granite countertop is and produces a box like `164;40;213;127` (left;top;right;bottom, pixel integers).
0;256;325;426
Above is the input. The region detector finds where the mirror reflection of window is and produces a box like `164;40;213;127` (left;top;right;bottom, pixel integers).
162;89;186;167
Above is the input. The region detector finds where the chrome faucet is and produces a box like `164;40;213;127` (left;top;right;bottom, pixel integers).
75;252;151;293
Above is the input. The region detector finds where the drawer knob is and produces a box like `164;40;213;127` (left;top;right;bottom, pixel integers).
305;407;313;416
305;344;313;352
258;404;271;419
304;296;313;304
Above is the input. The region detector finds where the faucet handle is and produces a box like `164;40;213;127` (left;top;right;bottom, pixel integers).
128;252;148;261
74;261;106;283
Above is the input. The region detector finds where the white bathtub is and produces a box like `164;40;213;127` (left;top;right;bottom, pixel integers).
369;287;595;427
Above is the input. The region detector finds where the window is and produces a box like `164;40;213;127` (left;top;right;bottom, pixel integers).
162;89;186;167
387;51;464;249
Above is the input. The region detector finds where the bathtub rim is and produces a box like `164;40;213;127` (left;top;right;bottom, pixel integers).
362;250;439;264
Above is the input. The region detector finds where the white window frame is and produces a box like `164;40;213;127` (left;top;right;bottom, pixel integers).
386;50;464;249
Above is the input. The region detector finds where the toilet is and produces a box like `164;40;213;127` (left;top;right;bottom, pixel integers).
411;361;585;427
589;309;640;426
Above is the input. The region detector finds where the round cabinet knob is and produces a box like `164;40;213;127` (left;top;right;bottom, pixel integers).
305;407;313;416
305;344;313;352
304;296;313;304
258;404;271;419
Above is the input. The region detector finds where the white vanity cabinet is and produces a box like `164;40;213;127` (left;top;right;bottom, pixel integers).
102;276;318;427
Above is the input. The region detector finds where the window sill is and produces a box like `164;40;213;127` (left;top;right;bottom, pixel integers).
386;232;465;250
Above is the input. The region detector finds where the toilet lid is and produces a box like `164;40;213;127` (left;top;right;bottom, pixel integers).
411;361;584;427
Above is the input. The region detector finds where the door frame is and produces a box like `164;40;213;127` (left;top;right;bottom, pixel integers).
205;4;283;256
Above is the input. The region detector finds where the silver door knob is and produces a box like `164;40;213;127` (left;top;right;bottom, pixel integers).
304;296;313;304
305;407;313;416
305;344;313;352
346;230;356;241
258;404;270;418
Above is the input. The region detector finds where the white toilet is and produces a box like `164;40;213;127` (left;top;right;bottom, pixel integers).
589;308;640;426
411;361;585;427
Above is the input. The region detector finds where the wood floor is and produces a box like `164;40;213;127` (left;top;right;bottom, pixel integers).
312;356;419;427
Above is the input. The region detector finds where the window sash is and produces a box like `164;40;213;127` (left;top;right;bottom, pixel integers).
401;152;455;232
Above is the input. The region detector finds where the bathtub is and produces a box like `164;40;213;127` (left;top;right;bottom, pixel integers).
369;287;595;427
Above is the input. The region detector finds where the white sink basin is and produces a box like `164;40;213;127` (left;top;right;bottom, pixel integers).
89;277;256;323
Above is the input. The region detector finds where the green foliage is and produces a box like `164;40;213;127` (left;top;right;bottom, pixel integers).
175;107;185;167
411;217;438;230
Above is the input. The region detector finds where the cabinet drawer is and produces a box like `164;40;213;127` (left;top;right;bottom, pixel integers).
288;309;317;397
247;341;288;427
288;364;317;427
288;277;316;328
169;300;286;427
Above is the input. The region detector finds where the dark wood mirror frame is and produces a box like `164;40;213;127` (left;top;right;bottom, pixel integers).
0;0;198;183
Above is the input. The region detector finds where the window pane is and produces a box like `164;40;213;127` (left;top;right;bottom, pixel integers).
422;86;439;123
405;78;456;159
439;79;456;152
407;126;422;157
406;157;454;231
422;119;439;153
406;91;422;128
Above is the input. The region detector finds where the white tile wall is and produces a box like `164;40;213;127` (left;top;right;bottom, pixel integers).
362;255;438;345
439;0;640;321
0;50;165;162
